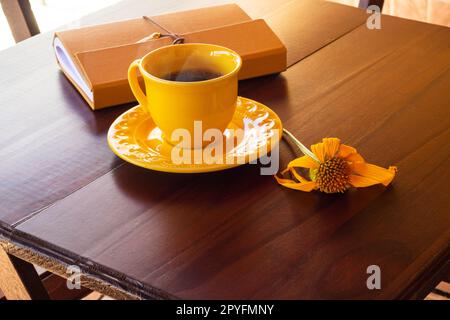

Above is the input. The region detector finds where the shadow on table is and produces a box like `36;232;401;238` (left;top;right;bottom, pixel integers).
57;72;131;135
111;158;391;223
56;71;288;137
239;73;288;103
111;162;266;205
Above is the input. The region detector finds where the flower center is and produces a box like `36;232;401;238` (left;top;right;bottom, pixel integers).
315;157;350;193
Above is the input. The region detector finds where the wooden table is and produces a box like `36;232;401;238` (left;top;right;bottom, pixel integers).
0;0;449;300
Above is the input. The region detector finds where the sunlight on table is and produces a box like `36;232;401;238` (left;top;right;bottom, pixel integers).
0;0;121;51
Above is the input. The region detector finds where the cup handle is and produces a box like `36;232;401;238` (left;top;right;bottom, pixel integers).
128;60;148;111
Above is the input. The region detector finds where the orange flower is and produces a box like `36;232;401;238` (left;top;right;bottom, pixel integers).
275;134;397;193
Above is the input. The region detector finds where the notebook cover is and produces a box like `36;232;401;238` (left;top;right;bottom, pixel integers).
75;19;287;109
54;4;255;109
54;0;367;110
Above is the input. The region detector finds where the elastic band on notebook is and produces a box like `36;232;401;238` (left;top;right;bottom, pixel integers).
138;16;185;44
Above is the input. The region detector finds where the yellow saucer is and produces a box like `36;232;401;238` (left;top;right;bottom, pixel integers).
107;97;282;173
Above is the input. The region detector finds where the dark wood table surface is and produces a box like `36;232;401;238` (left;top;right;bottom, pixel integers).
0;0;449;300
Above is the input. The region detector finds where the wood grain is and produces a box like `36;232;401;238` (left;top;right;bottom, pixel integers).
0;0;449;300
0;262;92;300
331;0;450;27
13;15;450;299
0;247;49;299
0;0;366;226
0;272;92;300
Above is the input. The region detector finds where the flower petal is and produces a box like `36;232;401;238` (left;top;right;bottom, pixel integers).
311;142;326;162
348;175;382;187
323;138;341;159
338;143;357;158
337;144;365;163
289;167;309;183
346;153;365;163
275;177;317;191
274;168;317;191
311;138;341;162
350;163;397;187
283;181;317;191
274;175;296;185
287;156;319;170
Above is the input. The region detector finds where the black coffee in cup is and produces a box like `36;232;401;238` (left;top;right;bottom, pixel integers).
162;69;223;82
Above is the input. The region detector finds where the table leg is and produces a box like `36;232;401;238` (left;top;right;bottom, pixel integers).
0;246;49;300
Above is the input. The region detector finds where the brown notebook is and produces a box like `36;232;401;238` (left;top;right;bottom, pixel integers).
54;4;287;110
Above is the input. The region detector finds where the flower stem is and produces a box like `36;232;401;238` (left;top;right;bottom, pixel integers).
282;128;320;163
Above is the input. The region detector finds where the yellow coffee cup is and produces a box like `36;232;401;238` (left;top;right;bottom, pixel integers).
128;43;242;147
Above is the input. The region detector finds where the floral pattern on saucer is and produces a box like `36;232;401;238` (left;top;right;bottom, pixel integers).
107;97;282;173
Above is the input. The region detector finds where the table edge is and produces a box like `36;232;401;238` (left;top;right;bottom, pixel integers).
1;225;449;300
0;228;178;300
